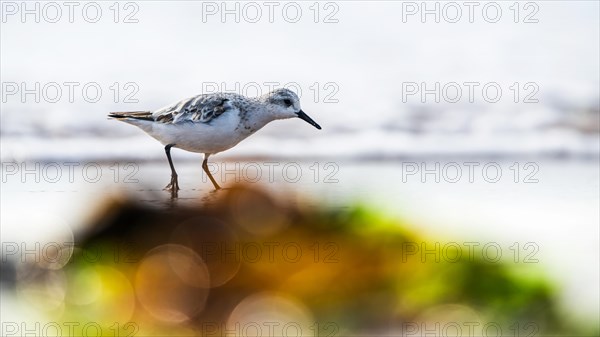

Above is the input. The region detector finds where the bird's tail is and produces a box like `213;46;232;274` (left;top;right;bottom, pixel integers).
108;111;154;121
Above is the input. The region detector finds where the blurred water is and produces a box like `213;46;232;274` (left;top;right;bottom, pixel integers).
1;1;598;160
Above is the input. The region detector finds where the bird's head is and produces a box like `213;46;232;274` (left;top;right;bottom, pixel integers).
262;88;321;130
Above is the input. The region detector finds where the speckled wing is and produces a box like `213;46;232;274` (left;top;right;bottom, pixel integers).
152;94;235;124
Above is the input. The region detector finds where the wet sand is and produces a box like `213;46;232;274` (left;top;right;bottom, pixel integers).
1;159;599;321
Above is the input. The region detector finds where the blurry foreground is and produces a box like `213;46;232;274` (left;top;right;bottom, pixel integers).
2;185;596;336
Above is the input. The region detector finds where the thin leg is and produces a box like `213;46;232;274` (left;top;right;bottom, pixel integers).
164;144;180;195
202;153;221;190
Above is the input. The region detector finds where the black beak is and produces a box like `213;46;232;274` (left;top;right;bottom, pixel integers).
297;110;321;130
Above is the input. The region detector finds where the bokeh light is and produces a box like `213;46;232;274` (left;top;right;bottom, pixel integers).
135;244;210;323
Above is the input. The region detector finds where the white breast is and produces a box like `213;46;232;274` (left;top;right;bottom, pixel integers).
148;109;247;154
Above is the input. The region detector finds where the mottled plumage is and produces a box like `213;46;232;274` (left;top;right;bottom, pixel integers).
153;93;238;124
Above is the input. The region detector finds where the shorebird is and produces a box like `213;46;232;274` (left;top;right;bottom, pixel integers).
109;88;321;196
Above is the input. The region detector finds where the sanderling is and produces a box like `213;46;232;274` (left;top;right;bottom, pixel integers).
109;88;321;195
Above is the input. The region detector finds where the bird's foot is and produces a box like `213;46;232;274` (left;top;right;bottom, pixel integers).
209;186;226;193
207;177;221;191
164;174;180;192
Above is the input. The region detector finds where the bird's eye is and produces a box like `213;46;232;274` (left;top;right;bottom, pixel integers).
283;99;292;107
